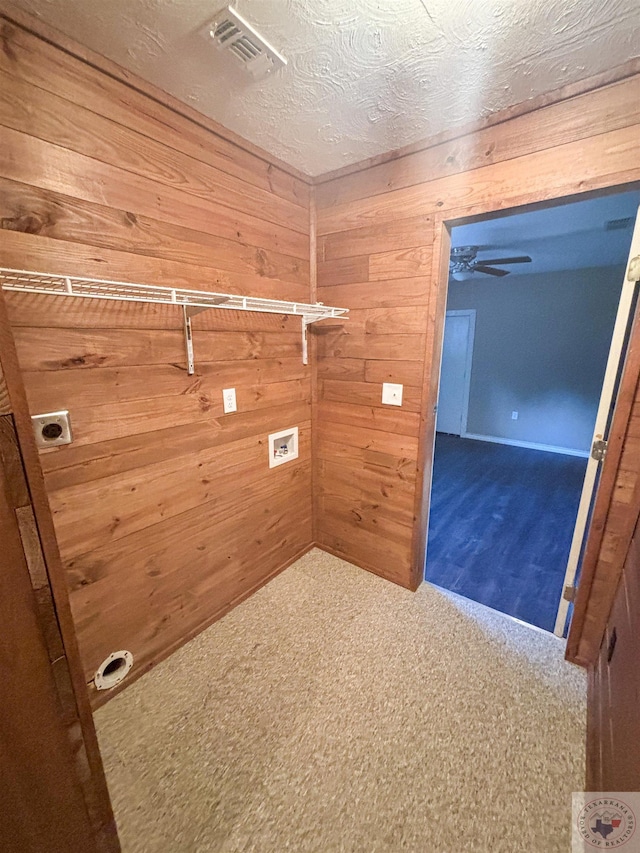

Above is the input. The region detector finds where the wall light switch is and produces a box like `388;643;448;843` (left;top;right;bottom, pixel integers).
382;383;403;407
223;388;237;413
511;410;519;420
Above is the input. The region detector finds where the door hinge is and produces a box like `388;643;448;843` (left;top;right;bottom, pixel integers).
563;584;576;603
591;438;608;462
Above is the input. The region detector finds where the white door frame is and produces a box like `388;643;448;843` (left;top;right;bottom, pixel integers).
438;309;476;436
554;205;640;635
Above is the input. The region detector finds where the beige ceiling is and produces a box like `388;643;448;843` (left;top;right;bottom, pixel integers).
13;0;640;176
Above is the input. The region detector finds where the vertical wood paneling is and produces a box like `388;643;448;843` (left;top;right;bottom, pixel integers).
315;71;640;598
0;17;312;704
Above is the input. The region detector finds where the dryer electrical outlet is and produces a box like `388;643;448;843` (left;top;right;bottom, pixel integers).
31;410;73;448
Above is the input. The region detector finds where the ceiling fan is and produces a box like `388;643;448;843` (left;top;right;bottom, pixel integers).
450;245;532;280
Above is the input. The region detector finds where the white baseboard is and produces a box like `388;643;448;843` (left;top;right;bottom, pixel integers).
460;431;590;458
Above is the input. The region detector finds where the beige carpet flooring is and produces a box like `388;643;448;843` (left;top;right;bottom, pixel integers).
95;549;586;853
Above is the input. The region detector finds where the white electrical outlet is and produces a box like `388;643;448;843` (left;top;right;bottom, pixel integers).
223;388;237;413
512;411;518;420
382;383;403;406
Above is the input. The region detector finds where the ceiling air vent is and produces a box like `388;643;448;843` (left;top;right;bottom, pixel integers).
208;6;287;78
606;217;634;231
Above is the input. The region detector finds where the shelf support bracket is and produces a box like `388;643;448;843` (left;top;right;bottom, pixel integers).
302;317;313;366
182;305;209;375
183;306;195;375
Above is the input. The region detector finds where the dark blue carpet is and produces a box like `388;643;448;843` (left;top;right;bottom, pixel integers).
425;434;587;632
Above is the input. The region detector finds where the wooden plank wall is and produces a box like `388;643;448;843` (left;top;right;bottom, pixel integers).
314;69;640;598
0;17;313;704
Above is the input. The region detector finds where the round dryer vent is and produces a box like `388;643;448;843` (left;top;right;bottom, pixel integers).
94;650;133;690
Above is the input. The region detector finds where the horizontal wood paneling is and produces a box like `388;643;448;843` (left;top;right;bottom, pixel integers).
72;468;312;696
50;425;311;560
317;331;427;361
318;277;430;310
0;17;313;703
0;19;308;207
319;215;433;259
0;124;307;240
321;379;422;412
22;358;306;409
317;123;640;235
40;403;310;491
0;176;309;262
315;71;640;592
13;327;303;371
315;75;640;208
0;229;309;303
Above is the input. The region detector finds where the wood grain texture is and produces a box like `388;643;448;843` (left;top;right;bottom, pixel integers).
0;176;309;263
0;420;114;852
0;228;309;303
69;459;312;690
0;67;309;209
0;11;309;192
0;17;313;706
316;70;640;595
586;515;640;791
0;360;9;413
317;124;640;236
0;292;118;848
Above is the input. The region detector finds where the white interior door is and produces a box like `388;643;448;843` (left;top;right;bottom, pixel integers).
555;206;640;636
436;310;475;435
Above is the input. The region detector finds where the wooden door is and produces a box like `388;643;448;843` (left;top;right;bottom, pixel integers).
0;417;106;851
0;291;119;851
586;514;640;790
436;310;475;435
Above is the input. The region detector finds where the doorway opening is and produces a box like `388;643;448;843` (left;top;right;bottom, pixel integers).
424;188;640;633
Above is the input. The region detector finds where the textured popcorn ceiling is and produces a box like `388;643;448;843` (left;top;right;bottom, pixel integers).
13;0;640;175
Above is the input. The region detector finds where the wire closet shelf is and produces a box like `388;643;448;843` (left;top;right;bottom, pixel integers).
0;267;349;371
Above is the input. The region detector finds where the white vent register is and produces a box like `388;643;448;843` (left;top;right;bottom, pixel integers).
0;268;348;372
208;6;287;77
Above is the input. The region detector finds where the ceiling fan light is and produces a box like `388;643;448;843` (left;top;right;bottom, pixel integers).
452;269;474;281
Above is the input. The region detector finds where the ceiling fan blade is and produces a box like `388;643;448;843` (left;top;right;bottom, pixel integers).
473;265;510;277
477;256;532;265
